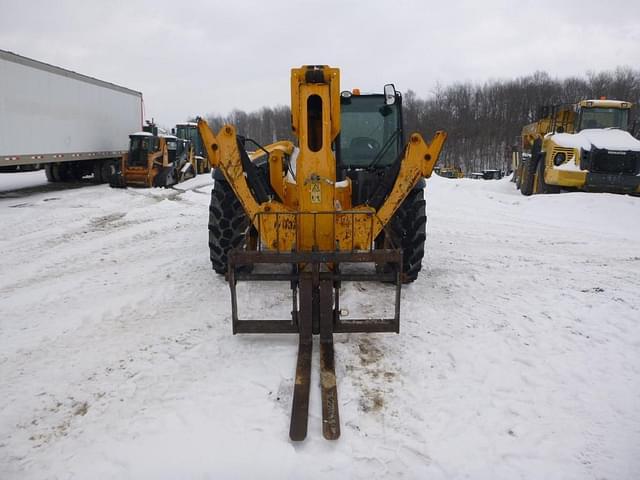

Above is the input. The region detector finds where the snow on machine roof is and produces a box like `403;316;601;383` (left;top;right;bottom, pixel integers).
579;99;632;109
552;129;640;152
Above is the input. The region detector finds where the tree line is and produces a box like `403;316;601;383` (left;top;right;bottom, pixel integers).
201;67;640;173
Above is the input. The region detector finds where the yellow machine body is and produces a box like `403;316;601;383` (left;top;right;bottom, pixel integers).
198;66;446;254
117;134;197;188
516;99;640;194
119;135;170;188
437;166;464;178
199;65;448;442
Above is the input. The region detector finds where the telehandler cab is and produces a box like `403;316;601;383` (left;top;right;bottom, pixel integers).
199;66;446;440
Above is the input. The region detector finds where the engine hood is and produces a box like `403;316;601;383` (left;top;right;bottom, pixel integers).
551;129;640;152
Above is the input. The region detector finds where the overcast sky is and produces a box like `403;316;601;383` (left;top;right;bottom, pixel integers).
1;0;639;127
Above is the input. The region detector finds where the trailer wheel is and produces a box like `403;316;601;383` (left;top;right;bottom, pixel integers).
208;179;250;274
93;161;104;183
68;162;85;181
377;188;426;283
44;164;58;182
101;160;118;184
93;160;116;184
53;164;67;182
53;161;83;182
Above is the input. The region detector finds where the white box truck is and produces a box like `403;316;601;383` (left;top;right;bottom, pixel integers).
0;49;143;183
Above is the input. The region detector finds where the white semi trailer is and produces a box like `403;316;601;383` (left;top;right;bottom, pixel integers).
0;49;143;183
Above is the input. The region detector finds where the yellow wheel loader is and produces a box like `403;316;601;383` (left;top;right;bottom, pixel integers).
110;122;197;188
198;65;446;440
436;166;464;178
516;99;640;195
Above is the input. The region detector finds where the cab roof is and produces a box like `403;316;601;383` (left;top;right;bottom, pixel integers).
579;99;632;109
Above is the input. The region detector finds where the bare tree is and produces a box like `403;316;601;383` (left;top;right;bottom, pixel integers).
196;67;640;173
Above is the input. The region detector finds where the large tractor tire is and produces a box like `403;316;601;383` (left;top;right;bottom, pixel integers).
535;158;560;194
109;172;127;188
520;140;542;196
208;179;251;274
519;157;534;196
377;188;427;283
92;161;105;184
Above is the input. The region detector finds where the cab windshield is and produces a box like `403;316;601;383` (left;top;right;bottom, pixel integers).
176;125;204;156
579;108;629;130
339;96;401;168
128;136;156;167
130;137;150;151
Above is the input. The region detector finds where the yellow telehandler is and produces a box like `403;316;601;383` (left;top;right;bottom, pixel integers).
198;65;446;440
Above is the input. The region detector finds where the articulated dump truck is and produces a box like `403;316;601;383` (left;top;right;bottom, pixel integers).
198;65;447;440
516;99;640;195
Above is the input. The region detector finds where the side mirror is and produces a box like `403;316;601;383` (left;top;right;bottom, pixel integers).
384;84;396;105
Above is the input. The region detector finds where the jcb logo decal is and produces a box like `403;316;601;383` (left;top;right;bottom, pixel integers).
310;182;321;204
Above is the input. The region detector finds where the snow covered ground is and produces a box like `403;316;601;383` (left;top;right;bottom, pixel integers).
1;172;639;479
0;170;49;193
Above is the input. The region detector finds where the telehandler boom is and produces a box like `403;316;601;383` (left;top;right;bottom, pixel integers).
198;66;446;440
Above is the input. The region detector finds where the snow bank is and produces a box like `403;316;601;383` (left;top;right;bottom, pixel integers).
0;170;48;192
